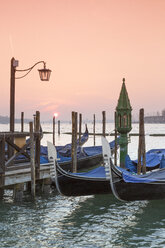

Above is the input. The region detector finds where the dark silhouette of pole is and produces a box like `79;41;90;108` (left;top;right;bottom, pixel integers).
137;108;146;174
71;111;77;173
114;111;118;165
79;113;82;145
21;112;24;132
102;111;106;137
10;57;17;132
53;116;55;145
93;114;96;146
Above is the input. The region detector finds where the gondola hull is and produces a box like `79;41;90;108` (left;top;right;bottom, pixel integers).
57;174;111;196
58;153;103;171
115;181;165;201
54;164;113;196
102;136;165;202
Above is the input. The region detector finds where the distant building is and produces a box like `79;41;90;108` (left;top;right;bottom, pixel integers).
144;109;165;123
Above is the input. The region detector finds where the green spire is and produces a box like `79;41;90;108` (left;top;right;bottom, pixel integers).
116;78;132;111
115;78;132;168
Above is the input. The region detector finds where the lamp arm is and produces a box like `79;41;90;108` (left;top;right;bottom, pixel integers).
15;61;46;80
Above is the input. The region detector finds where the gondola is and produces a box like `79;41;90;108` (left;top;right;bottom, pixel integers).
55;138;118;171
41;127;119;171
47;140;120;196
48;138;165;201
102;137;165;202
125;148;165;173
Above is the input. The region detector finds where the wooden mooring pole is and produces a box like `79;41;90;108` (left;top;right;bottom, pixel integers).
0;135;5;197
114;111;118;166
71;111;77;173
53;115;55;145
93;114;96;146
102;111;106;137
21;112;24;132
58;120;60;135
30;122;35;198
79;113;82;145
137;108;146;175
33;114;36;131
35;111;40;179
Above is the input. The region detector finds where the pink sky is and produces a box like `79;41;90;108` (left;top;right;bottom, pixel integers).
1;0;165;121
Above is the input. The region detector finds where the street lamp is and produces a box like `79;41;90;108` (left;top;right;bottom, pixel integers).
10;57;51;132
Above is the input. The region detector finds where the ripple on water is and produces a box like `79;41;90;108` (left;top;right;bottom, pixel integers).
1;182;165;247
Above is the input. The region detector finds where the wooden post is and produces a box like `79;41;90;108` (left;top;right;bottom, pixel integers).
35;111;40;179
93;114;96;146
10;57;16;133
102;111;106;137
30;122;35;198
114;112;118;165
58;120;60;135
71;111;77;173
0;136;5;197
33;114;36;132
137;108;146;174
21;112;24;132
79;113;82;145
53;116;55;145
9;58;17;160
13;183;24;202
0;136;5;175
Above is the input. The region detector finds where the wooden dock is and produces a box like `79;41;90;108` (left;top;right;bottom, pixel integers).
0;121;54;201
3;162;52;187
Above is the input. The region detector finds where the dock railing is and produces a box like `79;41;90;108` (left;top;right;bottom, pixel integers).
0;129;42;187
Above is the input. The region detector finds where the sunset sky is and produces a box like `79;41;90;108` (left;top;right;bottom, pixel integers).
1;0;165;121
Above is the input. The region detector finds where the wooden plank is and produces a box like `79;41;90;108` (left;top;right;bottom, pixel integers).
5;163;52;175
5;139;30;166
3;164;52;187
4;170;51;186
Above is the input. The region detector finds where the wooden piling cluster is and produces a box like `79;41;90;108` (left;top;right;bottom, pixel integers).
0;111;53;201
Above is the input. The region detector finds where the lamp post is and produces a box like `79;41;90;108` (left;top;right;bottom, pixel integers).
10;57;51;132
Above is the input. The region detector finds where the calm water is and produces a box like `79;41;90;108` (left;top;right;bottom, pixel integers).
1;122;165;248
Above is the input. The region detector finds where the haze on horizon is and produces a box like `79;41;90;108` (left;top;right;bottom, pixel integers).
0;0;165;122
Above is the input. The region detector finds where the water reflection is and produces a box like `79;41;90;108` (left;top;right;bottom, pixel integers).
1;190;165;247
59;194;149;247
57;195;165;247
